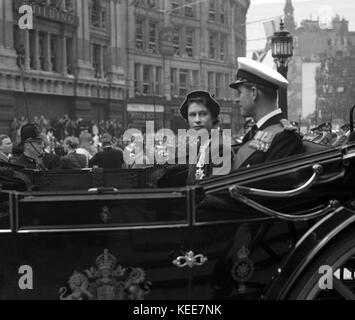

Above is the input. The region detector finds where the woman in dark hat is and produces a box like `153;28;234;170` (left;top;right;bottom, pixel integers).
180;91;233;185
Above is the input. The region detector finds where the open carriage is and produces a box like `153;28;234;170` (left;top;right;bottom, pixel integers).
2;109;355;300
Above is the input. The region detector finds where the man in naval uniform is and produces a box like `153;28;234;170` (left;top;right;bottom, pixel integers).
230;58;304;170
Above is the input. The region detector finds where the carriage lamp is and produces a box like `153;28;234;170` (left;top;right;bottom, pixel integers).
271;20;294;119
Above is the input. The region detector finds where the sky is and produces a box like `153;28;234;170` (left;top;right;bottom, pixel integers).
247;0;355;55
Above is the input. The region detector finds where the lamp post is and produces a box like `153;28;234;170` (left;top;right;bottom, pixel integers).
271;20;294;119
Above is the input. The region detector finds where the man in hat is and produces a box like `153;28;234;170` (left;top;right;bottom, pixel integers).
180;90;233;185
230;58;304;170
89;132;124;170
9;124;47;170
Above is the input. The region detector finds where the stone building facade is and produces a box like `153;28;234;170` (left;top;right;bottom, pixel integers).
126;0;250;133
0;0;250;135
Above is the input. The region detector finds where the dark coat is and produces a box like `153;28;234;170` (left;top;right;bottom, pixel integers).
233;113;304;170
89;147;124;170
43;153;62;170
61;152;87;170
9;154;47;170
187;134;234;186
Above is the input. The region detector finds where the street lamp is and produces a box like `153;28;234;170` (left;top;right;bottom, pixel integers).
271;19;294;119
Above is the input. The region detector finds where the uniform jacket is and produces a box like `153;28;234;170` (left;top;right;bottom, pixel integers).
233;112;304;170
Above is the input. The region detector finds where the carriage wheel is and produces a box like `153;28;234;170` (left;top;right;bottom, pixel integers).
287;227;355;300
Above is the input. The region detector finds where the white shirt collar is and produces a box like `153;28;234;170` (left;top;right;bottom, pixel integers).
256;109;282;129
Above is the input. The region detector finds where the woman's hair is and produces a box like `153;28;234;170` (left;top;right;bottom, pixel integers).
187;95;220;126
64;137;80;150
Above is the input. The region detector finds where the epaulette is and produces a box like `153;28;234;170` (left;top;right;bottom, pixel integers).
249;131;276;152
280;119;298;132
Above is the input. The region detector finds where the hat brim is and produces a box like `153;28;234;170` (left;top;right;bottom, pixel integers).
180;91;221;120
229;79;248;90
23;137;42;143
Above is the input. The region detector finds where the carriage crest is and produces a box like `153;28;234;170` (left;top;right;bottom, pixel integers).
59;249;152;300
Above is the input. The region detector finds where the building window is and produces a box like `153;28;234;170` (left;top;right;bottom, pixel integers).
184;0;194;17
209;33;217;59
173;29;181;56
220;2;226;24
134;63;141;95
185;29;194;57
90;0;107;28
143;65;152;95
50;34;59;73
216;73;223;98
92;44;101;77
66;37;73;75
208;72;214;93
136;18;144;50
192;70;200;91
171;68;178;96
156;67;162;95
220;36;226;61
225;74;230;98
64;0;75;13
179;69;188;96
172;0;181;13
149;22;157;54
29;30;36;69
39;32;46;71
209;0;216;22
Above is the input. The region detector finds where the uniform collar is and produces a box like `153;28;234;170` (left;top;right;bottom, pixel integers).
256;109;282;129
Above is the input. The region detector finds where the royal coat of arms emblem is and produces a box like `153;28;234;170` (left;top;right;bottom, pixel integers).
59;249;152;300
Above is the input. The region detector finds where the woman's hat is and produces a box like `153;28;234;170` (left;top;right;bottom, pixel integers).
180;90;221;120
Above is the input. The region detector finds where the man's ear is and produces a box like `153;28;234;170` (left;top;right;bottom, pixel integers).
251;86;258;102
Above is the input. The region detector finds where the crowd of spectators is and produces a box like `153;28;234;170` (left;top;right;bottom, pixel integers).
10;115;126;154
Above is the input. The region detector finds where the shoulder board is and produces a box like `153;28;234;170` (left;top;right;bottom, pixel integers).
280;119;297;132
249;130;276;152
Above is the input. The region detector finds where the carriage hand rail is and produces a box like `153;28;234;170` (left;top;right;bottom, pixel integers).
231;164;323;199
229;187;340;221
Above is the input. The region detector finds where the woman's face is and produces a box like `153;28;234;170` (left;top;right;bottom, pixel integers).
187;103;214;131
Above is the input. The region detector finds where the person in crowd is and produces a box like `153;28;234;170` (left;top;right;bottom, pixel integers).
77;132;96;165
41;134;62;170
89;133;124;169
0;135;13;163
9;124;47;170
61;137;87;170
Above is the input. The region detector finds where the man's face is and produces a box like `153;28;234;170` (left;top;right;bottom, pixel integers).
0;138;13;156
187;103;214;131
235;85;256;118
